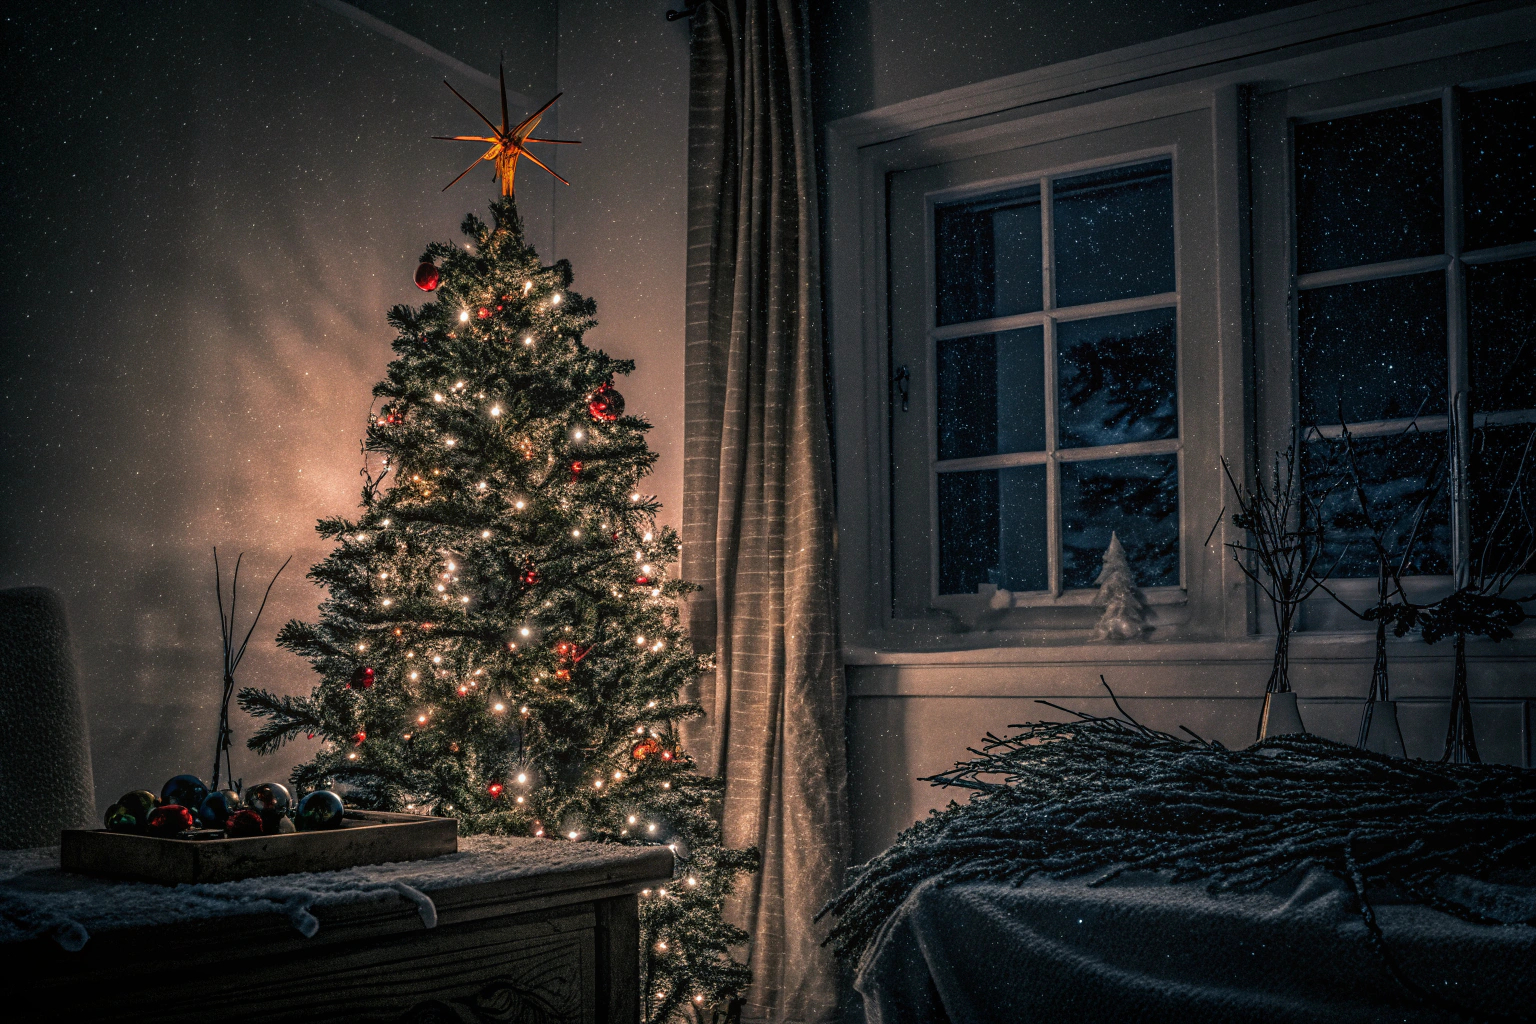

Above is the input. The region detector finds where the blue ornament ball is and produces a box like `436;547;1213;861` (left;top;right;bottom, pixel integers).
295;790;345;831
160;775;208;813
244;782;292;820
198;789;244;827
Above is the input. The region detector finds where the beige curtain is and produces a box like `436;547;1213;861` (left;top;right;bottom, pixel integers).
681;1;848;1020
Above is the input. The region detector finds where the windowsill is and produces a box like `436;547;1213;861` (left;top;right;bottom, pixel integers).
844;624;1536;665
962;583;1186;608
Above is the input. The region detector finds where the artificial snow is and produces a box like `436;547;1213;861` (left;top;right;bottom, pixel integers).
0;835;653;951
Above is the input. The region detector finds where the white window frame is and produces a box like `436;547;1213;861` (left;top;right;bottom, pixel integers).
920;153;1184;604
824;0;1536;655
1250;39;1536;623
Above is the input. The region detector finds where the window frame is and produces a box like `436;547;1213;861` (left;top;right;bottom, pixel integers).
919;151;1185;605
824;0;1536;655
1250;42;1536;619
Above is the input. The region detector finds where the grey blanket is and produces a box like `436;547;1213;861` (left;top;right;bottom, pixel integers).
856;868;1536;1023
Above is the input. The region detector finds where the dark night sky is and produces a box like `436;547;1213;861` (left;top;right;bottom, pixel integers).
1;3;558;810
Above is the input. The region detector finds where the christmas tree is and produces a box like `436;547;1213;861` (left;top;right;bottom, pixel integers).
1092;532;1152;640
239;199;756;1019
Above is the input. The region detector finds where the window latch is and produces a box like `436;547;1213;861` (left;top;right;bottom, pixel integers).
894;365;910;412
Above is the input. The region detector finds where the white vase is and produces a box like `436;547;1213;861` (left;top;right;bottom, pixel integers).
1358;700;1406;757
1258;690;1306;739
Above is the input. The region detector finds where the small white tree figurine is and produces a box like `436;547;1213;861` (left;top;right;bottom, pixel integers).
1093;533;1152;640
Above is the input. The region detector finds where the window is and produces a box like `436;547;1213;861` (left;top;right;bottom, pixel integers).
882;109;1226;630
1289;80;1536;581
929;160;1180;597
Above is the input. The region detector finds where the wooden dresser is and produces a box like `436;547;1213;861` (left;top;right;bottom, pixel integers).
3;837;673;1022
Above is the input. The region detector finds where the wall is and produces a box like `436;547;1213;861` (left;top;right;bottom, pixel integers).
551;1;693;538
0;1;558;813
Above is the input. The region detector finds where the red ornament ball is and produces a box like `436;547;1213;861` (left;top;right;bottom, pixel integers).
350;666;375;690
631;737;662;760
487;782;504;799
636;576;651;586
225;809;264;838
353;731;367;746
414;262;441;291
522;565;540;586
477;307;492;319
588;385;625;422
146;805;195;837
570;460;583;483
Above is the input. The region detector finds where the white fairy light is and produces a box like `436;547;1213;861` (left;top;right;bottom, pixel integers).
405;651;414;659
459;310;470;322
687;877;697;886
648;823;657;832
515;500;526;510
381;519;390;527
490;405;501;417
520;627;530;637
448;562;456;570
434;393;444;403
594;779;603;789
642;565;653;574
630;493;640;502
409;671;419;680
516;773;527;784
646;700;657;708
614;770;624;780
455;381;465;389
493;703;505;712
568;830;579;840
573;429;583;440
663;782;670;789
516;795;524;804
572;529;581;538
636;636;646;646
477;481;487;490
523;335;534;346
551;293;563;305
444;437;456;447
652;589;661;597
461;596;469;603
357;643;367;652
481;530;491;538
382;598;392;607
437;584;446;592
433;655;443;664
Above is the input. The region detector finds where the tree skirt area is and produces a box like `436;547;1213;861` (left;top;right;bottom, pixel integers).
0;835;631;952
822;707;1536;1023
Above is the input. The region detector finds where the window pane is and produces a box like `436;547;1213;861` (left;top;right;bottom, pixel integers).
1061;455;1178;589
1469;256;1536;415
1463;80;1536;252
1306;432;1450;579
1057;308;1177;449
937;328;1046;460
934;186;1043;326
1298;272;1446;426
1294;101;1443;274
937;466;1048;595
1053;159;1174;307
1472;424;1536;575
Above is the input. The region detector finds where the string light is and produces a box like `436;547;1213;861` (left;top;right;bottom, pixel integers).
382;598;392;606
459;310;470;322
523;336;534;346
381;519;391;527
478;481;487;490
551;293;563;305
572;529;581;538
630;493;641;502
490;405;502;417
434;393;445;402
444;437;456;447
517;773;528;784
515;500;526;510
409;671;419;680
643;532;652;541
481;530;492;538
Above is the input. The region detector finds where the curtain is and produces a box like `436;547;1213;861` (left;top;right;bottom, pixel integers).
681;1;848;1020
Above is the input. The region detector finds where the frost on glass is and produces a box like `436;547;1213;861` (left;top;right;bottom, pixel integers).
1463;80;1536;252
1472;424;1536;561
1293;101;1443;274
1469;256;1536;415
1305;432;1450;579
937;466;1048;595
934;185;1043;326
1298;273;1446;426
1052;159;1174;308
936;328;1046;460
1060;455;1178;589
1057;307;1177;449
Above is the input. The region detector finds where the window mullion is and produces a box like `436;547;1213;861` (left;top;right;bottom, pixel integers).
1041;177;1062;596
1444;85;1471;586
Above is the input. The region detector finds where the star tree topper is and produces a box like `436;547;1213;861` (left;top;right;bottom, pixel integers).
436;64;579;197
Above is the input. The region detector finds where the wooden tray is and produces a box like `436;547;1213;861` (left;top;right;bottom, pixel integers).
60;810;458;885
